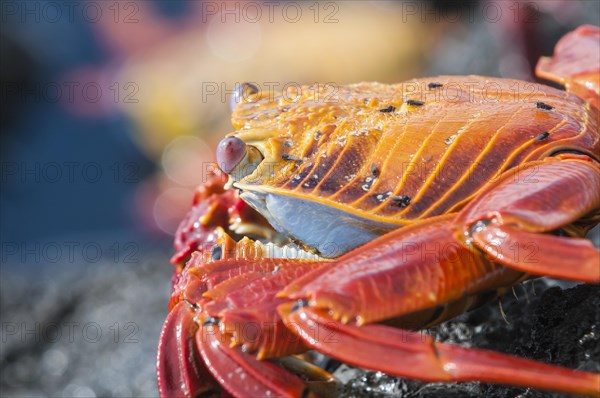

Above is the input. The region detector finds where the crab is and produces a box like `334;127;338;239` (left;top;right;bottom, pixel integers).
157;25;600;397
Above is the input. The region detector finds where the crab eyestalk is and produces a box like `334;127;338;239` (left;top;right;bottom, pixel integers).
216;136;263;181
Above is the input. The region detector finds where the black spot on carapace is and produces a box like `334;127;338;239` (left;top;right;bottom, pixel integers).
282;154;303;162
390;195;412;208
371;163;379;178
534;132;550;141
379;105;396;113
536;101;554;110
407;100;425;107
302;174;321;189
285;162;314;189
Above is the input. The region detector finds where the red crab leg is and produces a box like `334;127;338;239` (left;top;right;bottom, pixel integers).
280;214;521;325
454;155;600;282
196;324;307;397
280;306;600;397
277;156;599;395
160;255;326;397
281;157;599;325
201;260;324;359
186;258;330;397
536;24;600;109
157;302;217;397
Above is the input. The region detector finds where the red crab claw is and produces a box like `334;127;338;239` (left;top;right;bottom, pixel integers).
536;24;600;109
160;169;278;397
171;168;230;265
197;324;306;397
453;154;600;283
196;260;309;397
186;256;335;397
169;169;233;310
161;184;334;398
168;168;274;310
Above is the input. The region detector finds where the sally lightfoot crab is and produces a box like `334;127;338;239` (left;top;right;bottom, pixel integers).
158;25;600;397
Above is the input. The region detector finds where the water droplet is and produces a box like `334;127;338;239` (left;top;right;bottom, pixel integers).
445;135;457;145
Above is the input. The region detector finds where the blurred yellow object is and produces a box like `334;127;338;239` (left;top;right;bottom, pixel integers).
115;2;439;159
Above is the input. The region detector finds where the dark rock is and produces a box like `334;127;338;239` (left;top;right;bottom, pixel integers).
1;252;597;397
0;248;172;397
337;281;600;398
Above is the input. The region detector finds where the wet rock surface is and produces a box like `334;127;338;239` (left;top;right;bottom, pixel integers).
337;281;600;398
0;248;172;397
1;250;598;397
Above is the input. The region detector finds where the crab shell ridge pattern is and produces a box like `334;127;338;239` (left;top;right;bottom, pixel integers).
223;77;599;256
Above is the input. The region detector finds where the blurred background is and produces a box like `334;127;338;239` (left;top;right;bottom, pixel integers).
1;1;599;397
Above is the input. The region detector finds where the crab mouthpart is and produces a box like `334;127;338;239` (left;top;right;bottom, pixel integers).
216;136;264;181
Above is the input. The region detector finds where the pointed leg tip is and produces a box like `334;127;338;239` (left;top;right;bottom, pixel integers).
157;302;217;398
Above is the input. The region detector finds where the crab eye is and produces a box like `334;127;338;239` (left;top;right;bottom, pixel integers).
217;136;247;174
230;82;259;111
